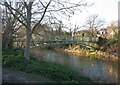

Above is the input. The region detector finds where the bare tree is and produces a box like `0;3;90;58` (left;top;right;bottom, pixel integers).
84;14;105;36
32;23;53;41
2;4;22;48
3;0;90;60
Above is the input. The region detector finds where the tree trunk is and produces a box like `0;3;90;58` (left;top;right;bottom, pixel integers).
24;29;31;60
5;35;13;48
24;2;32;61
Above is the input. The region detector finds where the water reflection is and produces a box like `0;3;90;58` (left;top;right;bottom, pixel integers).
31;49;118;83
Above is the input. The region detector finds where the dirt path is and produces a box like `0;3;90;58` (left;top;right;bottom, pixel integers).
2;68;56;83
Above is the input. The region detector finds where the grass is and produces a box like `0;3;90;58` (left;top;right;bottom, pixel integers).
2;48;97;83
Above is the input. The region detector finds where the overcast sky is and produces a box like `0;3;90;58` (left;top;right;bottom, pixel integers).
64;0;119;30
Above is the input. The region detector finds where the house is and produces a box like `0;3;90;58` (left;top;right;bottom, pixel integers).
97;25;118;39
106;26;118;39
97;28;107;38
73;30;91;37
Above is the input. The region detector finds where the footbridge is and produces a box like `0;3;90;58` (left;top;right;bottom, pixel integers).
33;36;99;49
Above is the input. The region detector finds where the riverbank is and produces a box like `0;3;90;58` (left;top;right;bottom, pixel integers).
2;48;96;83
64;49;118;61
55;46;118;62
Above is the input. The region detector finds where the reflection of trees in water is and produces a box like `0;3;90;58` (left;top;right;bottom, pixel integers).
73;56;114;82
107;61;118;82
91;59;102;81
92;60;111;82
76;58;107;82
96;60;118;83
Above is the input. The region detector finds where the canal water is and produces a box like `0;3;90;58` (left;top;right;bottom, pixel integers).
31;48;118;83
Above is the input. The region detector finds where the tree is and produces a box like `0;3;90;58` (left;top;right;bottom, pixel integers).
15;26;26;48
2;4;22;48
32;23;53;41
3;0;90;61
84;14;105;36
106;21;118;39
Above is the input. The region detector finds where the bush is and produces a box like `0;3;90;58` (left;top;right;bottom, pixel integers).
2;48;24;56
106;37;118;46
3;54;25;68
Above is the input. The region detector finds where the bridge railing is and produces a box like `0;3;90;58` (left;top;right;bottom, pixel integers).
34;36;99;45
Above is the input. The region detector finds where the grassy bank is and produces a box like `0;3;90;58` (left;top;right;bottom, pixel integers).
2;48;96;83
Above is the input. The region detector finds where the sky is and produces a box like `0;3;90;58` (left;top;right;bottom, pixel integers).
64;0;119;30
0;0;119;31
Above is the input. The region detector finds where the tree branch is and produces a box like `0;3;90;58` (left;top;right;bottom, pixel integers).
6;3;27;22
31;0;51;35
4;2;27;27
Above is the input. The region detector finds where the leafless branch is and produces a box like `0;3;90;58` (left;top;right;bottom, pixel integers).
31;0;51;34
4;2;27;27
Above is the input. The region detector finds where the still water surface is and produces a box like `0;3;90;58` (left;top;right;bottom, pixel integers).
31;49;118;83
